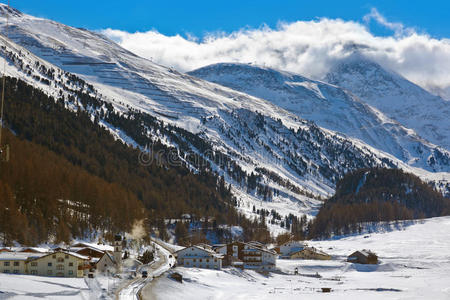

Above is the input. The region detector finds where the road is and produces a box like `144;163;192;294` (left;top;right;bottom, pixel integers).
118;240;175;300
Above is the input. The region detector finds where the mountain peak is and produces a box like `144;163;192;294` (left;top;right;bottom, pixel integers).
325;54;450;150
0;3;23;18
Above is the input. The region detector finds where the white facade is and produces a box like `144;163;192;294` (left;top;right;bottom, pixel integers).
280;241;306;256
176;245;223;270
0;251;88;277
96;252;116;274
216;245;227;255
242;244;276;271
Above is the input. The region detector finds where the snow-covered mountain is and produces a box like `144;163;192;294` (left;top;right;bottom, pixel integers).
325;54;450;151
0;4;448;222
189;63;450;172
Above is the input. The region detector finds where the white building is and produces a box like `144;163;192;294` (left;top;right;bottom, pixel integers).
0;250;89;277
242;243;277;271
176;245;223;270
280;240;306;256
96;252;116;274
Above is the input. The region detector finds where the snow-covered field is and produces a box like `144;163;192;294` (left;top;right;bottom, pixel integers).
152;216;450;299
0;275;90;299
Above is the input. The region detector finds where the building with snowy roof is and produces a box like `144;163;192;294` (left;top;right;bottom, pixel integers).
176;245;223;270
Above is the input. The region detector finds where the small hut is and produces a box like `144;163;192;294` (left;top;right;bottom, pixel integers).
289;247;331;260
347;250;378;264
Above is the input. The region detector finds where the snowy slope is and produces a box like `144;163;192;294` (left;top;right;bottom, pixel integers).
152;216;450;299
0;4;448;224
189;63;450;172
325;54;450;151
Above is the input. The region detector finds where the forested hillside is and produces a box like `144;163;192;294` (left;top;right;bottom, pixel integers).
309;168;450;238
0;77;270;245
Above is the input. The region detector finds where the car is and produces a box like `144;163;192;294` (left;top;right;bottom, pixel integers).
142;271;148;278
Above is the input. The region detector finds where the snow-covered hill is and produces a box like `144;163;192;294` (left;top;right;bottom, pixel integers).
0;4;448;224
189;63;450;172
325;54;450;151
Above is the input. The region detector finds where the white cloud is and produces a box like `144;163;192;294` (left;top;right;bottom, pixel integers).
101;9;450;99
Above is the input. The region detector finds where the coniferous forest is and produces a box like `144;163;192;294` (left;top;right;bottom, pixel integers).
308;168;450;238
1;77;449;246
0;77;271;245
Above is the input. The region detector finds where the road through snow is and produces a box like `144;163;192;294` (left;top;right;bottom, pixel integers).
118;242;174;300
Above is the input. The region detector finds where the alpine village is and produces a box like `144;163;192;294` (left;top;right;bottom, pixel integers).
0;2;450;300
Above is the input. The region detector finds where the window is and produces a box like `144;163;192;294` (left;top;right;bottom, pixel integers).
68;270;73;275
31;262;38;267
65;255;69;259
47;270;52;275
214;259;217;262
31;270;37;275
199;259;202;262
193;259;196;262
56;265;64;270
13;270;19;274
206;259;209;262
48;262;52;267
52;255;56;259
4;270;10;273
13;262;20;266
69;262;73;267
57;258;64;263
4;262;10;266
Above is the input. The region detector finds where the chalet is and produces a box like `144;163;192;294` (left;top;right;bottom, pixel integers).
242;243;277;271
0;252;42;274
0;250;89;277
217;241;277;271
347;250;378;264
27;251;90;277
289;247;331;260
176;245;223;270
279;240;306;256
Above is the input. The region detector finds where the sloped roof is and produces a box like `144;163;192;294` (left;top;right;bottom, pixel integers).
176;245;224;258
348;249;377;258
0;252;45;261
70;242;114;252
19;247;50;253
290;246;330;257
28;250;90;262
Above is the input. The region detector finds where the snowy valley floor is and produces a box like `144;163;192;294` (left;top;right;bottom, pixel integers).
152;216;450;300
0;217;449;299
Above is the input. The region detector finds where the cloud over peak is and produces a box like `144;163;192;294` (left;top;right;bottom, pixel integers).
102;9;450;99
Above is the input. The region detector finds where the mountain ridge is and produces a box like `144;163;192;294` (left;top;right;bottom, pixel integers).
188;62;450;172
0;5;448;229
325;54;450;150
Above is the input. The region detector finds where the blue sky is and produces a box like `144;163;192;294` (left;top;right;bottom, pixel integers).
2;0;449;38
